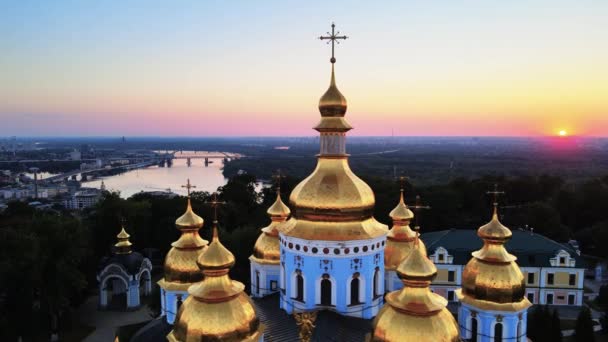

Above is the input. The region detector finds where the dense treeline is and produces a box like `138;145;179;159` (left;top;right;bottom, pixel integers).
2;172;608;340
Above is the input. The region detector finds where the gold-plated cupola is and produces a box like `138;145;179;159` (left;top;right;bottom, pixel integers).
371;229;460;341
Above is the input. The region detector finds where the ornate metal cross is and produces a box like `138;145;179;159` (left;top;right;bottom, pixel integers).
181;178;196;197
272;169;286;192
411;195;431;229
319;22;348;63
486;183;505;207
398;175;409;192
207;192;226;221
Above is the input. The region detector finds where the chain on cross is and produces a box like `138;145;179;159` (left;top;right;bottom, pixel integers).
319;22;348;64
181;178;196;197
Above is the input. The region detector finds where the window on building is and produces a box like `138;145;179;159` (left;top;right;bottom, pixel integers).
547;293;554;304
527;273;535;284
320;275;332;306
447;290;455;301
296;273;304;302
568;294;575;305
560;257;566;265
471;317;478;342
494;323;503;342
373;267;380;298
527;292;535;303
255;271;260;294
569;274;576;286
448;270;455;282
547;273;554;285
350;276;361;305
438;254;444;262
270;280;278;291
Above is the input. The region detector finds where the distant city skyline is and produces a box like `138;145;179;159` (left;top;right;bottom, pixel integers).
1;1;607;137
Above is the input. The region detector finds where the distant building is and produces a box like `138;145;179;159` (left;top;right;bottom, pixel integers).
422;228;585;306
69;150;82;161
64;189;101;209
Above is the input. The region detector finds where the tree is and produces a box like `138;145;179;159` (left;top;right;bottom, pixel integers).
574;307;595;342
550;309;563;342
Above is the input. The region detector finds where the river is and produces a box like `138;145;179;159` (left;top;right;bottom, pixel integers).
83;155;229;198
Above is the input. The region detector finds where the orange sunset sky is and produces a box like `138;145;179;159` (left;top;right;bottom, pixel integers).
0;1;606;137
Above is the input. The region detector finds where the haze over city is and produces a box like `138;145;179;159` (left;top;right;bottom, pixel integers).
1;0;607;137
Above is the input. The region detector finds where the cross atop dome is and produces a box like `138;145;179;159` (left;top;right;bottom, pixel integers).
319;22;348;64
181;178;196;197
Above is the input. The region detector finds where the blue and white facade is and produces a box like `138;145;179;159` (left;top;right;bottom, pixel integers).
250;261;281;298
279;234;386;319
458;304;528;342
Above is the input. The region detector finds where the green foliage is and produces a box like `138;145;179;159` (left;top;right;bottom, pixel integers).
574;307;595;342
528;305;563;342
0;207;89;340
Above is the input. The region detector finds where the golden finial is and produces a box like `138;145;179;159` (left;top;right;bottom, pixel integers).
272;169;286;194
114;218;132;254
319;22;348;64
294;311;318;342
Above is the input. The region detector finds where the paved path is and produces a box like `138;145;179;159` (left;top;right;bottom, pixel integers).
76;295;152;342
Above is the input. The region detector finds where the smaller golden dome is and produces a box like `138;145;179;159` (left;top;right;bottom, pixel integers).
252;191;291;264
372;236;460;342
168;222;263;342
267;191;291;218
160;197;208;291
114;226;132;254
197;222;235;270
457;206;532;312
389;190;414;222
175;198;204;230
478;206;512;241
384;190;425;270
318;64;347;117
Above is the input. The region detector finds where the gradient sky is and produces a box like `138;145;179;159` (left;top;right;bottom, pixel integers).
1;1;607;137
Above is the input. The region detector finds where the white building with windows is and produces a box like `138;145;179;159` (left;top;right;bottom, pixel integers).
422;227;585;307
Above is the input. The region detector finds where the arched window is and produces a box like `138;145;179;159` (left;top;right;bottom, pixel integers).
373;267;380;297
321;274;332;306
296;272;304;302
255;271;260;295
494;323;503;342
471;317;478;342
281;263;286;292
350;276;361;305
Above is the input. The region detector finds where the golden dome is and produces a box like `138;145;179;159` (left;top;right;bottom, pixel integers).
384;190;426;270
266;191;291;218
252;191;291;264
175;198;204;229
159;197;208;291
318;64;347;117
167;224;263;342
371;239;460;342
114;226;132;254
284;57;387;241
197;223;235;270
389;190;414;221
456;206;532;312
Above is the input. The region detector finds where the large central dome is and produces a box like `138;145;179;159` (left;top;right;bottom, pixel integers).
281;64;387;241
